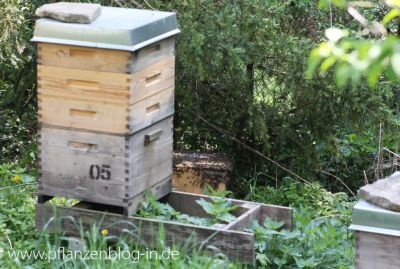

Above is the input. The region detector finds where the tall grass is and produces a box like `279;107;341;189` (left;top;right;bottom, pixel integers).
6;212;241;269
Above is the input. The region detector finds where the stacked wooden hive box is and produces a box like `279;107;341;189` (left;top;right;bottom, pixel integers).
32;6;180;215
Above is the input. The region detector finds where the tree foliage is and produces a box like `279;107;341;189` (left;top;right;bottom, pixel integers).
309;0;400;86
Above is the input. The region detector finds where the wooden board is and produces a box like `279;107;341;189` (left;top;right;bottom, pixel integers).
38;117;173;208
35;191;294;263
37;57;175;134
35;202;255;262
130;38;175;73
162;191;293;229
127;117;173;198
129;87;174;134
37;65;132;104
38;94;130;134
355;231;400;269
37;38;175;73
130;57;175;104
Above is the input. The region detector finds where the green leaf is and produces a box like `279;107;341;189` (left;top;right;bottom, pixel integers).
196;198;214;214
306;49;324;79
320;56;337;72
318;0;347;9
21;174;34;183
218;212;237;222
335;63;351;87
382;9;400;25
367;62;383;86
256;253;270;265
391;53;400;77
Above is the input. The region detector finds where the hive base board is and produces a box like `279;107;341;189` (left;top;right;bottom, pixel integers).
35;191;293;263
38;176;172;216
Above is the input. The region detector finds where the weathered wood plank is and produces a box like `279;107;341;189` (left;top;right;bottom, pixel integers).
35;202;255;262
224;203;261;231
38;117;173;207
128;117;173;198
38;65;131;104
38;43;132;73
355;231;400;269
125;176;172;216
162;191;293;229
129;87;174;134
39;126;127;206
130;57;175;104
37;38;175;73
37;58;175;134
130;38;175;73
38;94;130;134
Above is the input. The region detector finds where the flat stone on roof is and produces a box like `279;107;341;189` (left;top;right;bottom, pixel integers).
359;172;400;212
35;2;102;24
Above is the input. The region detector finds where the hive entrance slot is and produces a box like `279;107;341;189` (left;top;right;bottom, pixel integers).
69;109;97;118
67;79;100;90
145;73;162;85
68;141;98;152
146;103;160;114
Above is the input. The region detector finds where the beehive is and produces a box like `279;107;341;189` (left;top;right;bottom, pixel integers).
32;7;180;215
350;200;400;269
172;152;232;194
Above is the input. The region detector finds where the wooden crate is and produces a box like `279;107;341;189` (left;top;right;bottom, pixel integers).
37;36;176;213
355;231;400;269
36;191;293;263
37;56;175;134
38;116;173;215
37;37;175;135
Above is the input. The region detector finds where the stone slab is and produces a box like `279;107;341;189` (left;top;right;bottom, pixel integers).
35;2;101;24
359;172;400;212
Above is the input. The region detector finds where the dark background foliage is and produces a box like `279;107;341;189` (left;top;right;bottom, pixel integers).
1;0;399;195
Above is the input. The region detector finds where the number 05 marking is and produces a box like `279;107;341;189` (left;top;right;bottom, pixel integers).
89;164;111;180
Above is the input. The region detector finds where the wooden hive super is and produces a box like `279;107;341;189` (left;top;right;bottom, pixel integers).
350;200;400;269
33;7;180;215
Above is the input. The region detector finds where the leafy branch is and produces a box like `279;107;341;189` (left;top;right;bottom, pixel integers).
308;0;400;86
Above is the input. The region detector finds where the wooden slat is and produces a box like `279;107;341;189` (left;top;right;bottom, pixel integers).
224;203;261;231
163;191;293;229
35;202;255;262
130;38;175;73
127;117;173;197
129;87;174;134
356;231;400;269
38;94;130;134
37;38;175;73
38;43;132;73
131;57;175;104
38;65;131;104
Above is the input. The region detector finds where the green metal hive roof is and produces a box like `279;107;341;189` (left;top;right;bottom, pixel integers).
350;200;400;236
32;6;180;51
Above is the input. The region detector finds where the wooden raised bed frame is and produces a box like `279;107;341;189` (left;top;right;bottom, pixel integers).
36;191;293;263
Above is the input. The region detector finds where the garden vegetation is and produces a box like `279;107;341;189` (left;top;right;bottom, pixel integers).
1;0;399;268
